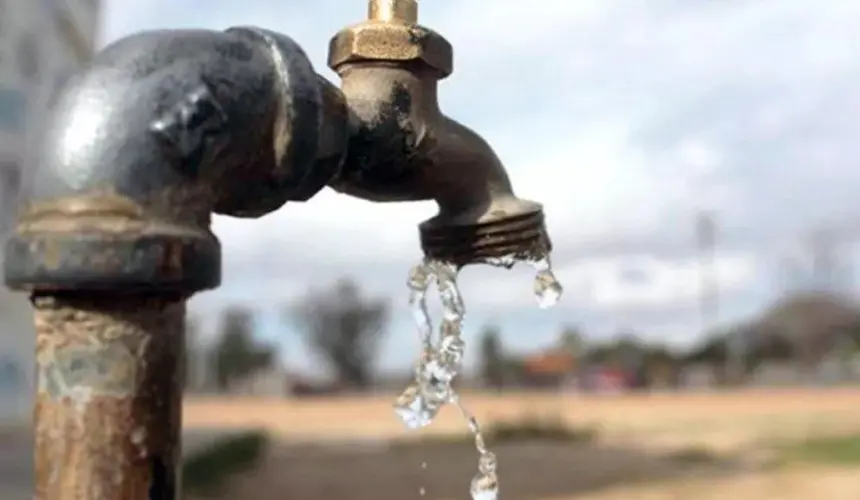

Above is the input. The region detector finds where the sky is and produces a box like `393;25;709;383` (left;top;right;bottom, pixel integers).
91;0;860;374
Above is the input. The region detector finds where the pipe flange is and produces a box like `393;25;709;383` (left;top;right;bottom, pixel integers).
4;196;220;293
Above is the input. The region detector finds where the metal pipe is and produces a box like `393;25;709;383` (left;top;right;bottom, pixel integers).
368;0;418;23
32;293;184;499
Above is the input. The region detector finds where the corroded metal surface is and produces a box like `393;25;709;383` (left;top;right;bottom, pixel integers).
32;295;184;499
4;192;220;293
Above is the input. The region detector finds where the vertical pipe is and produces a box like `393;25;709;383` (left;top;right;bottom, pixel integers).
32;293;185;500
368;0;418;23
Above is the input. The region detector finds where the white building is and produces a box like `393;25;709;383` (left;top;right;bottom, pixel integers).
0;0;101;424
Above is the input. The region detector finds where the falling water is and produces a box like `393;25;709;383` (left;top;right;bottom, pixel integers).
419;462;428;496
394;253;563;499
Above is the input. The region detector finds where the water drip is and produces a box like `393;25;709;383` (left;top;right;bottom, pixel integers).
394;251;564;499
470;451;500;500
532;256;563;308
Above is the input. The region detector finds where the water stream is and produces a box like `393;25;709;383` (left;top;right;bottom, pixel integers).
394;255;563;499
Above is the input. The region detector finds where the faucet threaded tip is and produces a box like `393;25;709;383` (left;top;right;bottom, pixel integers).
368;0;418;24
419;210;552;268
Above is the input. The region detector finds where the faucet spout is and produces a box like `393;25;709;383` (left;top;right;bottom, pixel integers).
327;0;551;267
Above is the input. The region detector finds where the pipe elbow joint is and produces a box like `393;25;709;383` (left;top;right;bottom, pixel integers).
4;27;348;294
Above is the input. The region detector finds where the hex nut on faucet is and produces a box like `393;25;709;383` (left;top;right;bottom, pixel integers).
328;21;453;77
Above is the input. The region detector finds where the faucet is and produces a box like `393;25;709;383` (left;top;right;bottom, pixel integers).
3;1;552;498
326;0;549;265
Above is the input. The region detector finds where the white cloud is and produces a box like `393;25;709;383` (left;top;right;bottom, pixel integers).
452;253;758;311
676;140;720;177
576;254;757;310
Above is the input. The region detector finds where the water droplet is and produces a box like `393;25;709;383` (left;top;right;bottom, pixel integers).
478;452;497;474
534;270;562;308
532;257;563;308
408;263;432;291
419;487;426;496
421;461;428;469
485;255;517;268
439;333;465;367
410;288;433;346
470;469;499;500
452;396;489;455
437;273;465;320
393;382;443;429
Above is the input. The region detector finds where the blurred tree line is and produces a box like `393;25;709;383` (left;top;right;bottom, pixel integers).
187;283;860;394
186;278;389;393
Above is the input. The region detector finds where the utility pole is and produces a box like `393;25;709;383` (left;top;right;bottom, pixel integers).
696;211;739;383
695;211;716;336
809;227;837;293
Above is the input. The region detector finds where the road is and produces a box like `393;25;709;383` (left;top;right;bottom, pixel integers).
0;427;237;497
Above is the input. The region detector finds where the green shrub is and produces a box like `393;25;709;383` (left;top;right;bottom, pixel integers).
484;414;597;443
664;445;720;464
780;434;860;465
400;414;598;448
182;430;269;495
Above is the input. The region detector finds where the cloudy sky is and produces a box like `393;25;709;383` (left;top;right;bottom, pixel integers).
96;0;860;374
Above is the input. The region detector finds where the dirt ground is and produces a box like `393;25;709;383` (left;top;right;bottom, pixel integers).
184;388;860;448
184;388;860;499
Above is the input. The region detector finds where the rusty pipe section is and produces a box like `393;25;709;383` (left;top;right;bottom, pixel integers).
4;27;348;293
326;0;551;267
33;293;184;499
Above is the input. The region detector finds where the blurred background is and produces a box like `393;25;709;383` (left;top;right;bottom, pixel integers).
2;1;860;499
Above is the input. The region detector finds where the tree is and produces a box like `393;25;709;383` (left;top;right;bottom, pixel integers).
479;325;505;390
685;334;728;364
558;326;584;358
211;307;275;391
290;279;388;389
752;331;795;362
640;345;678;387
594;331;645;372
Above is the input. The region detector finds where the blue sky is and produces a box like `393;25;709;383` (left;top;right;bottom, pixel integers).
97;0;860;375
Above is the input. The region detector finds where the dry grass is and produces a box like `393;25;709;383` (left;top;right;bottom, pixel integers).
184;387;860;444
183;388;860;499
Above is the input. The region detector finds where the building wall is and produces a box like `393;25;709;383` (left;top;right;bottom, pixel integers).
0;0;101;424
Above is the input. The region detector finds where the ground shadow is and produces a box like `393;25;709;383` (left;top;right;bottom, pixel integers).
238;438;750;500
0;429;758;499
